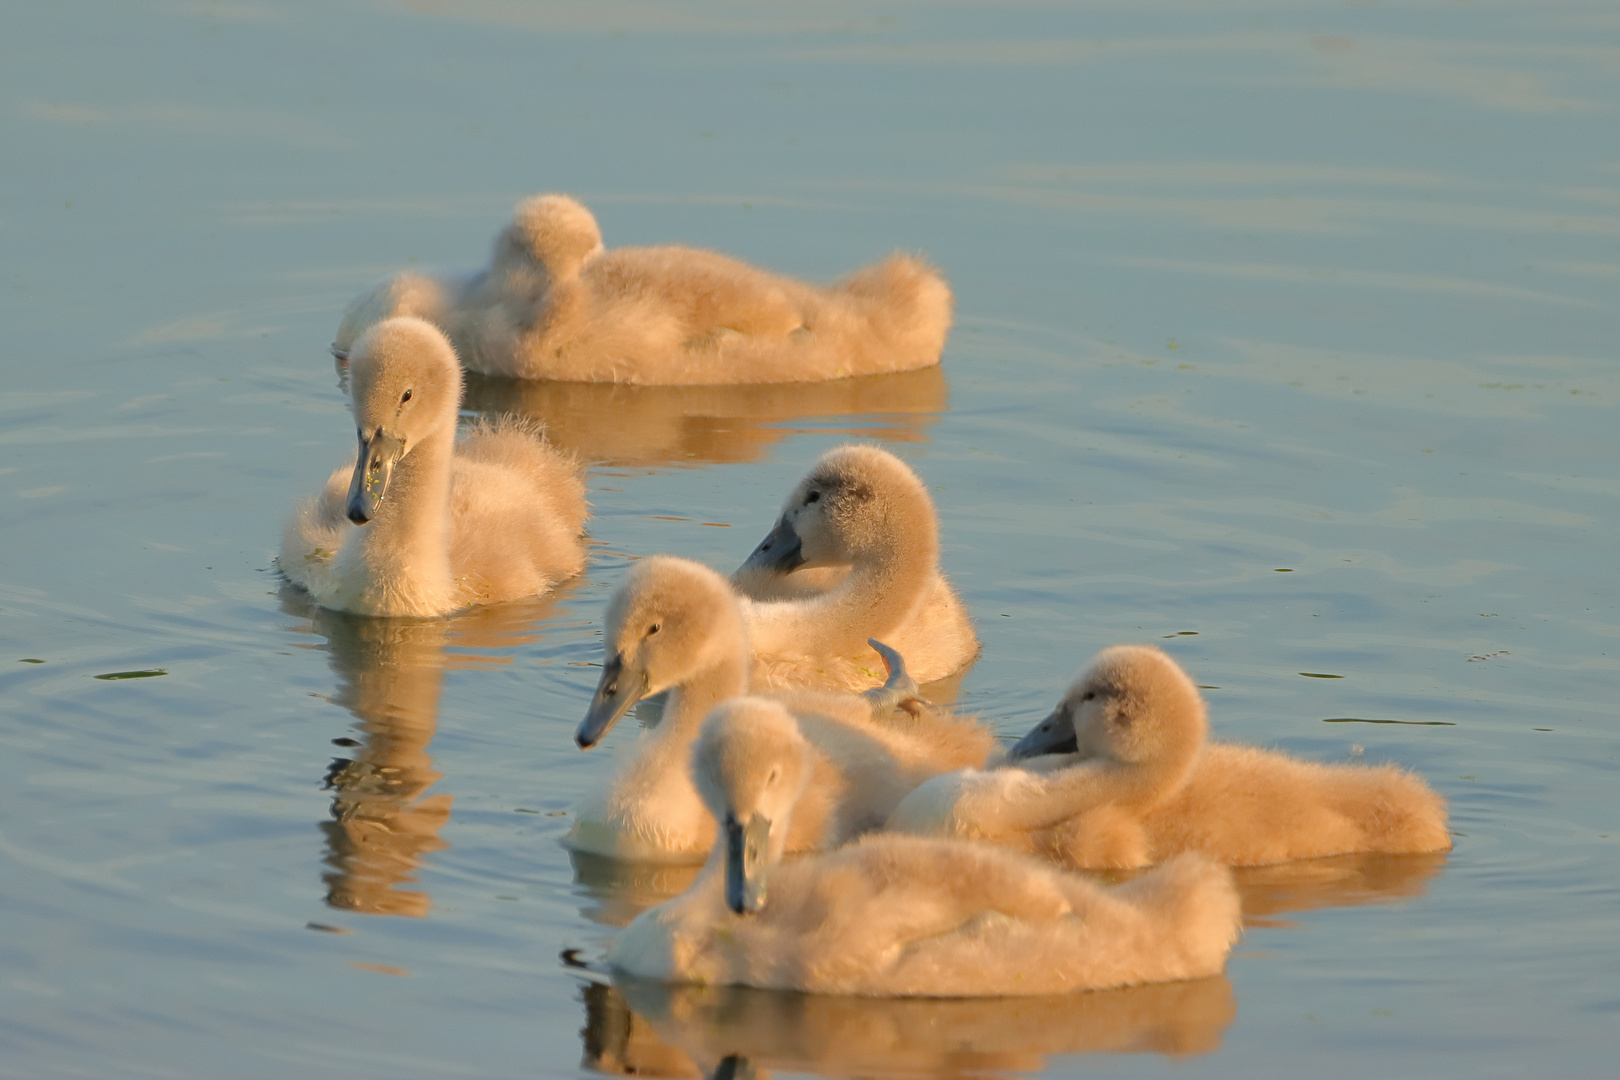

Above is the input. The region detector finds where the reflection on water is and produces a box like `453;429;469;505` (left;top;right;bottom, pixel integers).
284;587;568;917
580;974;1236;1078
1234;851;1448;927
570;849;705;929
460;366;947;467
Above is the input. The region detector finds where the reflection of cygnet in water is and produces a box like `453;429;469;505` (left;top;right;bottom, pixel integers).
567;557;995;863
280;317;588;617
459;364;947;469
591;972;1237;1077
334;193;953;385
313;612;454;917
609;699;1242;996
732;444;979;692
889;645;1452;869
301;593;563;918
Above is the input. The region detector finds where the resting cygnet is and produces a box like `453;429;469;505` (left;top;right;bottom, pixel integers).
731;444;979;692
888;646;1452;868
280;316;588;617
333;193;952;385
565;556;995;863
608;699;1242;996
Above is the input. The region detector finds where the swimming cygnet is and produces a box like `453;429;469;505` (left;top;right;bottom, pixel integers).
565;556;995;863
608;698;1242;996
888;646;1452;869
333;193;952;385
280;316;588;617
731;444;979;692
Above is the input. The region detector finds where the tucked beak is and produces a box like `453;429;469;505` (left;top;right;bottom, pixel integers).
1006;705;1079;760
346;428;406;525
576;653;649;750
737;515;805;575
724;811;772;915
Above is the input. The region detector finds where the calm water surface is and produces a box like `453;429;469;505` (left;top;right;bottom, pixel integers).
2;1;1617;1077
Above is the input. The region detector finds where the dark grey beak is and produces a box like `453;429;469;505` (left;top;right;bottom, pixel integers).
345;428;406;525
1006;705;1079;760
576;653;648;750
737;515;805;575
724;811;771;915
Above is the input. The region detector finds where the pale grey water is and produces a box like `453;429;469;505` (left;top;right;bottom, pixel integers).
1;1;1617;1076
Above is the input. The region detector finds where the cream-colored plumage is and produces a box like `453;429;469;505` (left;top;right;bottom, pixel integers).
565;556;995;863
333;194;952;385
608;699;1242;996
279;317;588;617
731;444;978;692
888;645;1452;868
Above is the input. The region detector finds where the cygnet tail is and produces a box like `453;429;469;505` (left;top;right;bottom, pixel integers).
1111;854;1243;979
821;254;953;374
1338;765;1453;855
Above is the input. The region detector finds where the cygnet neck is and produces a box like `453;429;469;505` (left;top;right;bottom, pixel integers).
659;641;751;738
355;421;458;597
799;487;939;656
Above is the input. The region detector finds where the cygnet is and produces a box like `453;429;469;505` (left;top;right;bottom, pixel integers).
732;444;978;691
608;698;1243;996
280;317;588;617
333;194;952;385
888;645;1452;868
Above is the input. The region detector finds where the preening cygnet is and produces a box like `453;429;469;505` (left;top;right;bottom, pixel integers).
732;444;978;692
279;316;588;617
888;646;1452;868
565;556;995;863
608;699;1242;996
334;193;952;385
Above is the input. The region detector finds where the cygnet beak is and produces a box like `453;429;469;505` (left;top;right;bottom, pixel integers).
1006;704;1080;760
724;811;772;915
737;515;805;575
576;653;649;750
345;428;406;525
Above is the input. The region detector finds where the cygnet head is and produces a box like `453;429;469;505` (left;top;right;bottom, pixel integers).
692;698;814;915
577;556;748;750
343;317;464;526
737;444;936;575
1007;646;1208;766
491;193;604;281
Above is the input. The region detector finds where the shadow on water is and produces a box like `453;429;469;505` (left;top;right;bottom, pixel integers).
281;583;571;917
570;849;706;929
460;366;948;467
579;975;1236;1078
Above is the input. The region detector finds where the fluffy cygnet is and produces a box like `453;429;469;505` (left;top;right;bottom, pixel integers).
731;444;979;692
888;646;1452;868
279;316;588;617
333;193;952;385
608;699;1242;996
565;556;995;863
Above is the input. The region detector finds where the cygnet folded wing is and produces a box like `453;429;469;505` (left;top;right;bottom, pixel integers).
734;444;979;692
278;317;588;617
890;645;1451;868
336;194;952;385
609;700;1241;996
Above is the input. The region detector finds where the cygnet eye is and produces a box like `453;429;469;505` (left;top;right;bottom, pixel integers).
401;389;413;403
647;622;661;636
766;767;780;785
1081;691;1096;702
805;490;821;504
